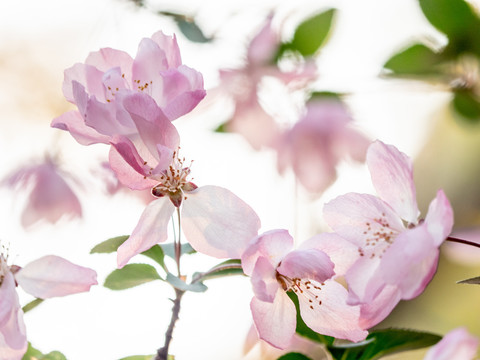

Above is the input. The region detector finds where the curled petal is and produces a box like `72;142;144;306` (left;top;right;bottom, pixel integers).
367;140;419;224
277;249;334;284
15;255;97;299
117;197;174;268
181;186;261;259
250;289;296;349
51;110;110;145
251;257;280;302
424;190;454;246
424;327;479;360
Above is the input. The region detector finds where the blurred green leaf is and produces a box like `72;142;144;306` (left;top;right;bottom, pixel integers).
452;90;480;122
40;352;67;360
90;235;129;254
22;344;67;360
193;259;244;282
161;242;196;259
104;264;162;290
141;245;167;272
214;122;228;133
327;328;441;360
22;298;44;313
166;273;208;292
282;9;336;57
159;11;213;43
458;275;480;284
384;43;443;75
308;91;343;101
277;353;312;360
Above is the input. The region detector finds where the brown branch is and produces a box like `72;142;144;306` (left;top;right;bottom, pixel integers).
446;236;480;249
155;288;184;360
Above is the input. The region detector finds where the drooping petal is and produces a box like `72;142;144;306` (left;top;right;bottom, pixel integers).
117;197;175;268
424;190;454;246
277;249;334;284
15;255;97;299
250;289;296;349
366;140;419;224
51;110;110;145
358;285;401;329
181;185;261;259
298;279;368;342
251;257;280;302
424;327;478;360
241;229;294;276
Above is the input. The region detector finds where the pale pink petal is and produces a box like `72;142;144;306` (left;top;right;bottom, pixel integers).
345;256;385;305
117;197;174;268
181;185;261;259
298;279;368;342
277;249;334;284
247;15;279;66
251;257;280;302
0;273;19;330
250;289;296;349
150;31;182;67
85;47;134;80
358;285;401;329
0;330;27;360
62;63;106;103
323;193;404;247
379;225;438;300
424;327;478;360
132;37;168;87
424;190;454;246
299;233;359;277
367;140;419;224
15;255;97;298
241;229;293;276
51;110;110;145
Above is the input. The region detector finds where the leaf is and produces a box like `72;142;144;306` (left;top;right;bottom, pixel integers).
141;245;167;272
22;298;44;313
118;356;155;360
452;90;480;122
194;259;244;282
327;328;441;360
90;235;129;254
282;9;336;57
384;43;443;75
159;11;213;43
104;264;162;290
40;352;67;360
22;343;43;360
457;275;480;284
277;353;313;360
166;273;208;292
214;122;228;133
161;242;196;259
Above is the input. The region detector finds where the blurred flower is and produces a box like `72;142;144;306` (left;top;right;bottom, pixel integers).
52;30;205;145
323;141;454;327
0;253;97;359
276;98;370;193
2;156;82;228
424;327;478;360
241;229;367;349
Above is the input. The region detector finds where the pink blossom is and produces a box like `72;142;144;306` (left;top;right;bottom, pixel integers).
2;156;82;228
241;229;368;349
323;141;454;327
424;327;478;360
52;31;205;145
0;254;97;359
217;16;316;149
276;99;370;193
109;94;260;267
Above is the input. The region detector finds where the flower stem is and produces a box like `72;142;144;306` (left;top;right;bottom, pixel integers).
155;288;184;360
446;236;480;249
175;207;182;276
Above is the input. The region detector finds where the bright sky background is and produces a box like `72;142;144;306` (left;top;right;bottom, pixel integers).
0;0;466;359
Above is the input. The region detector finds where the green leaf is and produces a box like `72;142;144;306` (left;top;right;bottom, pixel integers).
384;43;443;75
40;352;67;360
22;343;43;360
457;275;480;284
214;122;228;133
104;264;162;290
452;90;480;122
277;353;312;360
159;11;213;43
118;356;155;360
22;298;44;313
283;9;336;57
194;259;244;282
90;235;129;254
166;273;208;292
161;242;196;259
327;328;441;360
308;91;343;101
141;245;167;272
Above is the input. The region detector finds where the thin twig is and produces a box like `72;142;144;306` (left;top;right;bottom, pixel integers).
446;236;480;249
175;207;182;276
155;288;184;360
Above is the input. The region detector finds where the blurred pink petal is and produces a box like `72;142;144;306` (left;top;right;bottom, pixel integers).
424;327;478;360
0;271;26;352
15;255;97;298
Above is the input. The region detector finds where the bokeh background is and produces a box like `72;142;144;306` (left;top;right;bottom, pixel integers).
1;0;480;359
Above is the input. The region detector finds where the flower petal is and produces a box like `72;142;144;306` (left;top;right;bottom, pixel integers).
250;289;296;349
358;285;401;329
345;256;385;305
424;327;478;360
251;256;280;302
367;140;419;224
277;249;334;284
117;197;175;268
424;190;454;246
51;110;110;145
15;256;97;299
181;185;261;258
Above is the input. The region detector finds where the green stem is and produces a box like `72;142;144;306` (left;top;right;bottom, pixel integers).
175;207;182;276
191;263;244;283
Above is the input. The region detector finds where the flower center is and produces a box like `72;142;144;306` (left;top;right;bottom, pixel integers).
277;273;324;310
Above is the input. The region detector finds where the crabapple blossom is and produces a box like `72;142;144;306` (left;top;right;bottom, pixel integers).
51;30;205;145
0;253;97;359
323;140;454;327
276;98;370;193
1;156;82;228
109;94;260;267
241;229;368;349
424;327;478;360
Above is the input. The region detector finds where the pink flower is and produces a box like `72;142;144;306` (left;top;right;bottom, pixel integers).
424;327;478;360
241;229;368;349
323;141;454;327
109;94;260;267
0;254;97;359
52;31;205;145
217;15;316;149
276;99;370;193
2;156;82;228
